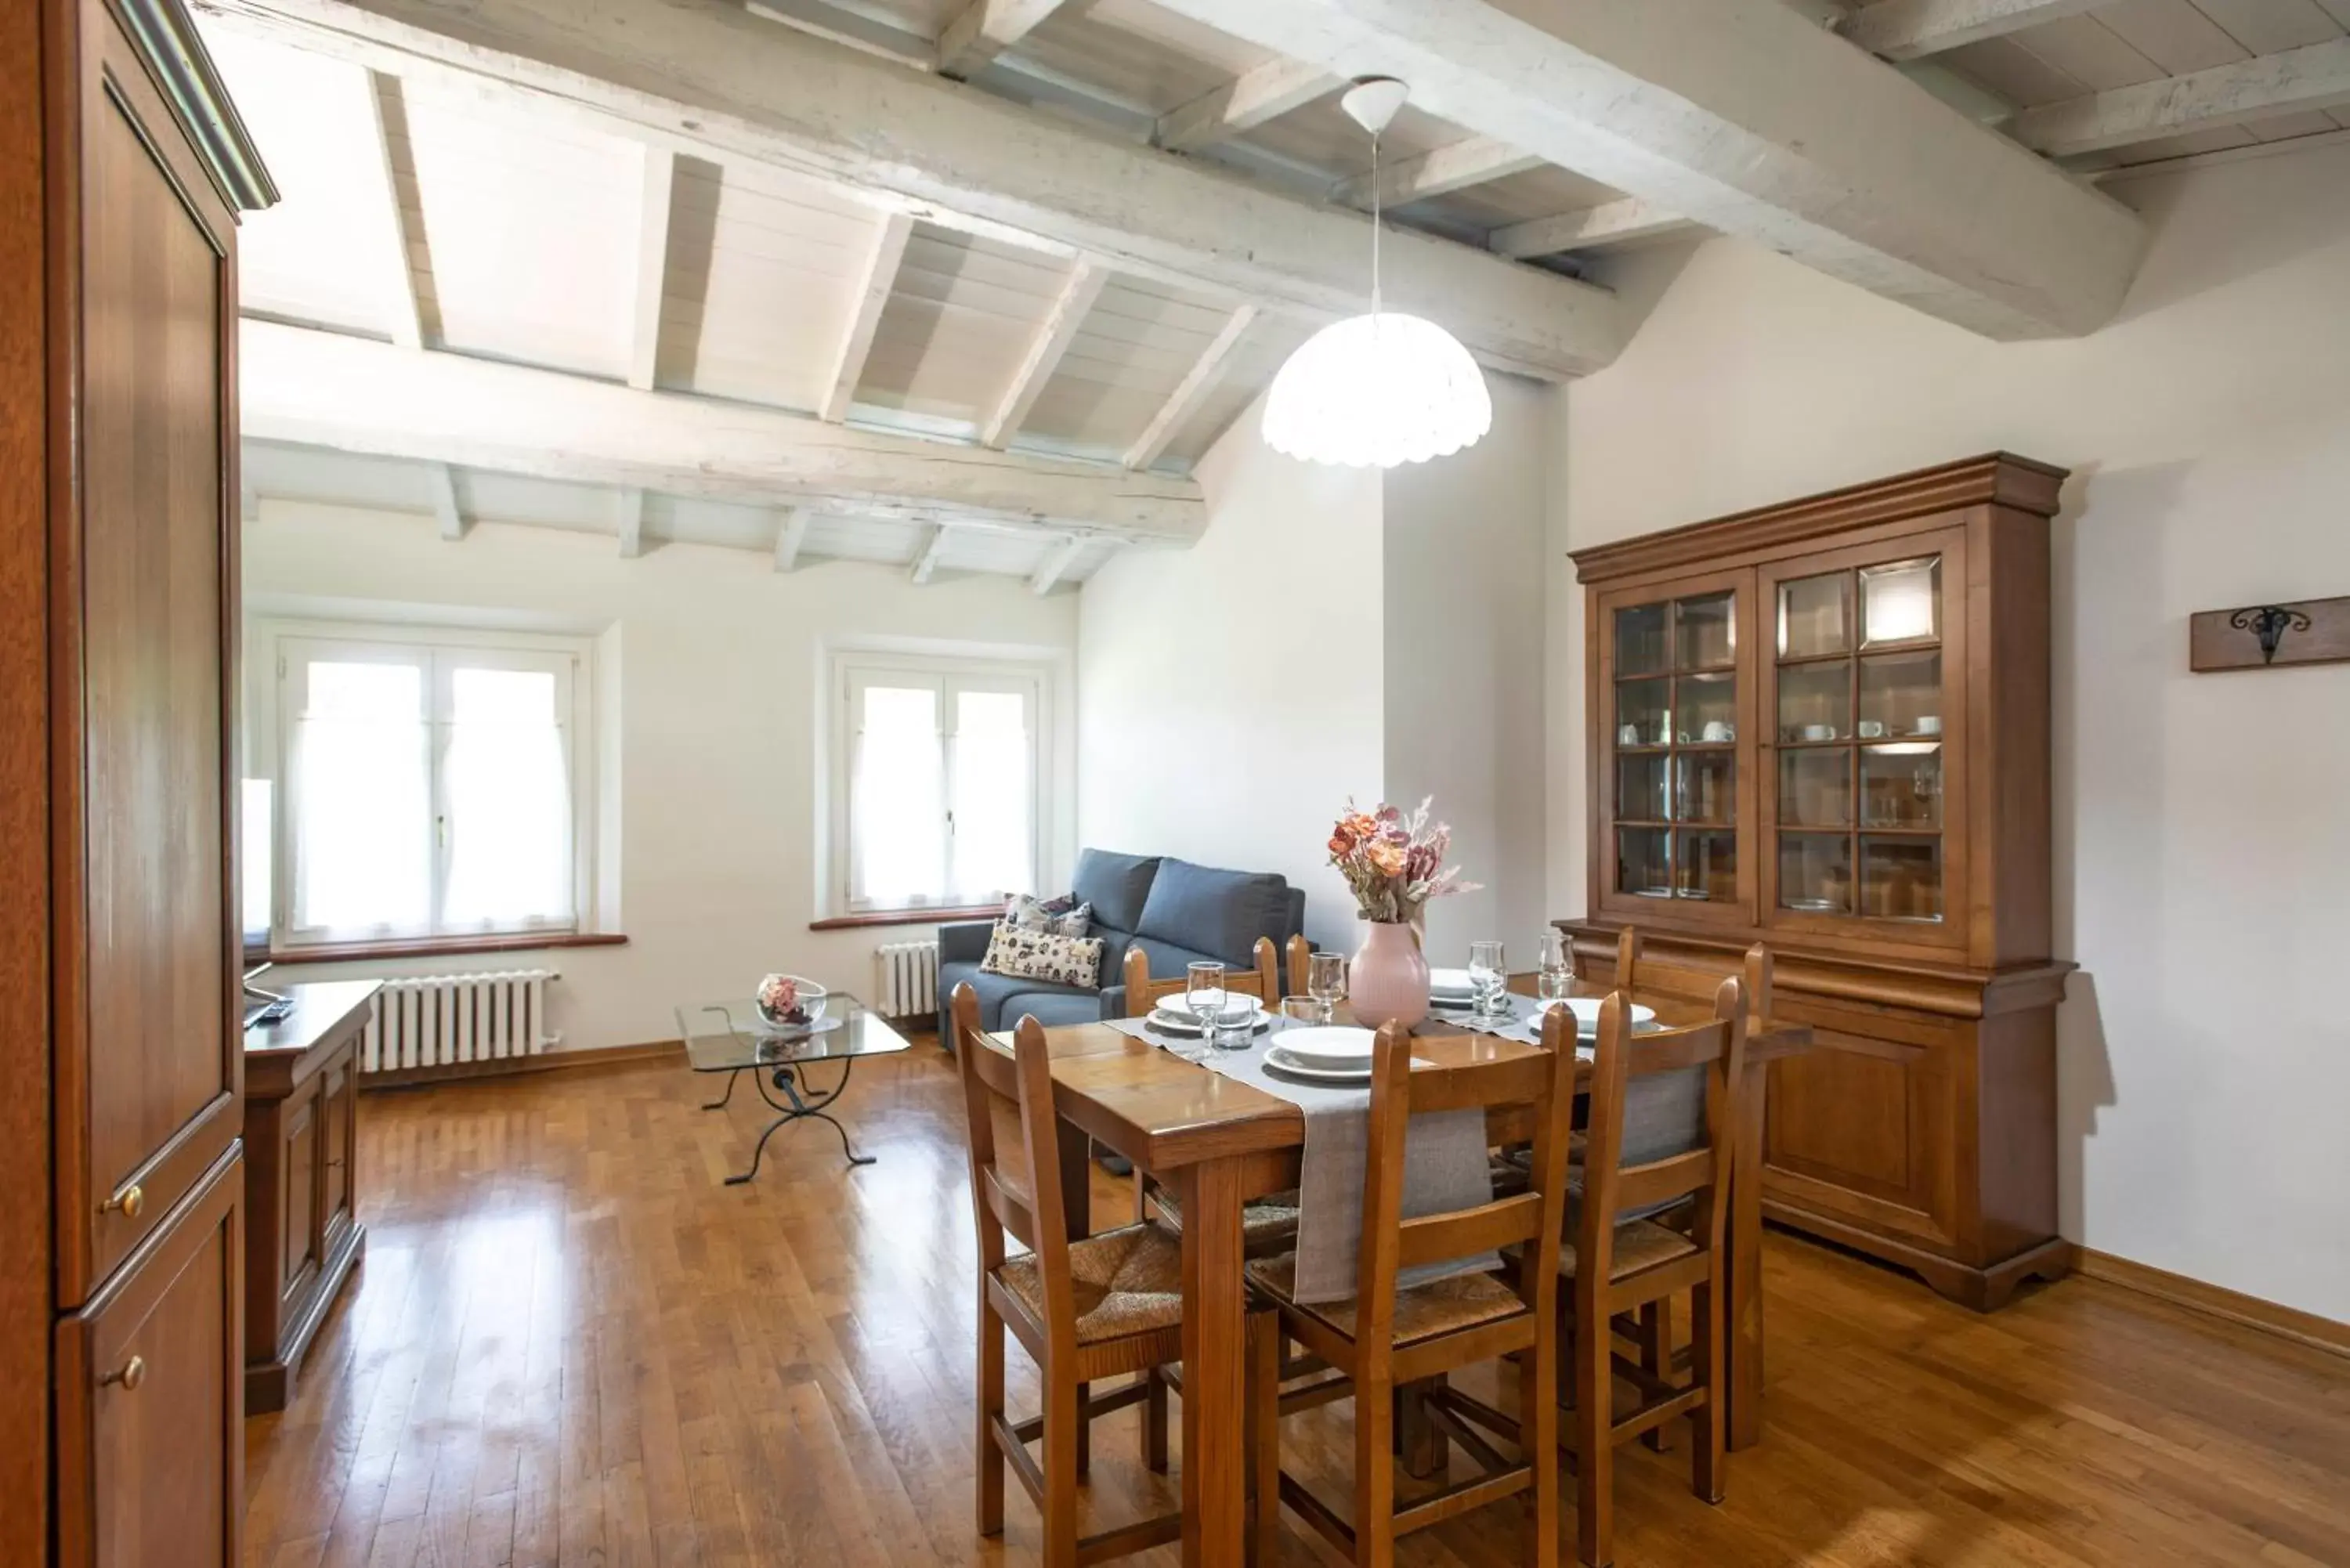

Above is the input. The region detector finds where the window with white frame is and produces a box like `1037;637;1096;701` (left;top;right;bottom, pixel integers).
832;654;1044;913
267;630;593;947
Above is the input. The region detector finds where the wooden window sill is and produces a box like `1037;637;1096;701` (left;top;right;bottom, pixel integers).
808;905;1000;932
266;932;630;965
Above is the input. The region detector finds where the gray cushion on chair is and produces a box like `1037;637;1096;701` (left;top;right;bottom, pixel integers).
1071;849;1161;933
1135;858;1292;970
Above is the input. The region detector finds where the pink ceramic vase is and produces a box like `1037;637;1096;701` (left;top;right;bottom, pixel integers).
1350;919;1430;1029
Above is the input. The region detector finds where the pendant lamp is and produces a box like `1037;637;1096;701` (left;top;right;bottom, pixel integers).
1261;78;1492;468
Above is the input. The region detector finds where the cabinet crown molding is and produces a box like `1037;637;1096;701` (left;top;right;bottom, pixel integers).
1570;452;2066;584
113;0;280;211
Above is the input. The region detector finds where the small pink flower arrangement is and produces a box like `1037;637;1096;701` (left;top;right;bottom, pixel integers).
757;973;804;1022
1327;797;1478;926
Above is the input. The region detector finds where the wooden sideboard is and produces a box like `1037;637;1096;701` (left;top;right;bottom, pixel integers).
1564;455;2077;1310
244;981;376;1413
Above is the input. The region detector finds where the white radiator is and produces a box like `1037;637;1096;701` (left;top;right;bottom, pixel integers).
360;969;559;1073
873;941;939;1018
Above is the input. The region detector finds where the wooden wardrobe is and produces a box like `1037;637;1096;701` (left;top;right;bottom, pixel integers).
0;2;273;1565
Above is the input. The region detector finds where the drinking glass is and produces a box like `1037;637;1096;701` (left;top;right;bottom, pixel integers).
1280;995;1324;1026
1307;952;1347;1023
1467;941;1508;1017
1177;962;1224;1061
1536;930;1572;1003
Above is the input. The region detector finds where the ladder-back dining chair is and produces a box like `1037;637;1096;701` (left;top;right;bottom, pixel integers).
1553;979;1747;1568
1249;1018;1578;1568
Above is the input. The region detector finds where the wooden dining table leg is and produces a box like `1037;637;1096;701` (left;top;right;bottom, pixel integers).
1178;1158;1249;1567
1727;1056;1768;1451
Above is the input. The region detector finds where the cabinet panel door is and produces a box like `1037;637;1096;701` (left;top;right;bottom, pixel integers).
1762;1025;1957;1248
56;1144;244;1568
321;1055;354;1241
278;1091;318;1309
58;0;243;1301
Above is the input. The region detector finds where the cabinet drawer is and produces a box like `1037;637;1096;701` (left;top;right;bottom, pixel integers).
56;1143;244;1568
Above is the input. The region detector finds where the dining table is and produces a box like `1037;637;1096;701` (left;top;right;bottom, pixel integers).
980;977;1814;1567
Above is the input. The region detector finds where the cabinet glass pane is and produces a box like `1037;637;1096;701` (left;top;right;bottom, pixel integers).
1676;830;1737;902
1860;557;1940;646
1618;827;1672;899
1778;833;1852;914
1674;751;1735;826
1777;661;1849;742
1615;603;1669;677
1860;743;1942;829
1860;837;1943;921
1674;591;1735;669
1777;573;1849;659
1615;677;1671;747
1778;748;1850;828
1618;753;1671;822
1675;671;1736;744
1857;650;1943;739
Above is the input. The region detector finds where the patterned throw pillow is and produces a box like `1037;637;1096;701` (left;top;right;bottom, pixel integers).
1004;892;1093;938
980;921;1104;988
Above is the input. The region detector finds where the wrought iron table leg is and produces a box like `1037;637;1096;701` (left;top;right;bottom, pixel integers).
703;1068;742;1112
720;1059;874;1182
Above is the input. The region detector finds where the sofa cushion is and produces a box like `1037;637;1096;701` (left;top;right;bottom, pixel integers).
1136;858;1292;969
1004;891;1093;938
1072;849;1160;934
939;960;1098;1032
981;921;1104;988
1000;988;1108;1028
1126;933;1229;985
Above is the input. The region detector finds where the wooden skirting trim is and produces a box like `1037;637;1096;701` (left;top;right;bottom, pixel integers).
360;1039;682;1091
2070;1246;2350;1360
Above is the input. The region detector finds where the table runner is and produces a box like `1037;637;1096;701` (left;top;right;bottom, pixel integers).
1103;1015;1495;1304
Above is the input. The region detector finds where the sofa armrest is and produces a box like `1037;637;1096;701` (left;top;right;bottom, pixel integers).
1095;983;1126;1019
937;919;996;965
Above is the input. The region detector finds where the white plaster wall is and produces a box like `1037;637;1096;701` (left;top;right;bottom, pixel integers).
1551;143;2350;1321
242;504;1079;1053
1077;394;1386;955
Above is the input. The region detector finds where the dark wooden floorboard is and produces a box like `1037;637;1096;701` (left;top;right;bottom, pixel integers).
243;1050;2350;1567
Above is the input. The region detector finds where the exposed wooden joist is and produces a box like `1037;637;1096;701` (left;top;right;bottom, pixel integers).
1142;0;2146;339
616;487;646;558
909;524;950;584
1123;305;1256;471
772;507;809;572
629;147;674;391
426;462;465;540
1844;0;2106;63
982;260;1106;450
935;0;1068;79
822;211;914;423
240;320;1206;541
1154;55;1340;153
197;0;1626;379
1029;534;1085;595
2010;38;2350;158
1332;136;1542;209
1488;197;1697;258
359;67;425;348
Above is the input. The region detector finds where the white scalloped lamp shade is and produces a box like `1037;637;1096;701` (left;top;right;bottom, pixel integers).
1261;311;1493;468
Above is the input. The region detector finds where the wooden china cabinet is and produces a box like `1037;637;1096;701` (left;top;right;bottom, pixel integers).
1562;455;2075;1310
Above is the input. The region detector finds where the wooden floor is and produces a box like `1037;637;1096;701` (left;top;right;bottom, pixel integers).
243;1047;2350;1568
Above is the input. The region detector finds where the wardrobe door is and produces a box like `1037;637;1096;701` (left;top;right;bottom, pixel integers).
56;0;244;1303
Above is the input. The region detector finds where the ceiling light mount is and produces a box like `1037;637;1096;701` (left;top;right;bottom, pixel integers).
1339;76;1408;139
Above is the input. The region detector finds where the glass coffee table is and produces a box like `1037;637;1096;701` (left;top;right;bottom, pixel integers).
674;993;911;1183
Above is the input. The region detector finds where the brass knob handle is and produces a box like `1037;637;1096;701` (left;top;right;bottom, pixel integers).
101;1355;145;1392
102;1183;143;1219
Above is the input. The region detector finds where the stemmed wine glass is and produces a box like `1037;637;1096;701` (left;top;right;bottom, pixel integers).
1307;951;1346;1024
1178;961;1224;1061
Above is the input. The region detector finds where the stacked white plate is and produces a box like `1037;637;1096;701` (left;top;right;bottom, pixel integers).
1526;996;1658;1036
1427;967;1477;1009
1148;992;1270;1035
1264;1025;1378;1082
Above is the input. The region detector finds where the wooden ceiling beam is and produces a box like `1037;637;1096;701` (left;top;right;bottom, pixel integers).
239;320;1206;541
935;0;1069;79
1154;55;1339;153
1029;534;1084;595
1332;135;1542;208
616;487;647;558
1488;197;1696;259
197;0;1625;378
981;259;1106;450
909;523;951;584
822;211;914;423
1144;0;2146;339
628;148;674;391
1123;304;1255;471
772;507;809;571
1842;0;2106;63
358;67;425;348
426;462;466;540
2010;38;2350;158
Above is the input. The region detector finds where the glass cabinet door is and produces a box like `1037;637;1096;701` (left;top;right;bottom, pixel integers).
1760;530;1965;945
1599;575;1753;921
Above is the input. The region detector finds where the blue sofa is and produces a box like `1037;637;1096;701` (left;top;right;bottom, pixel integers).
935;849;1307;1050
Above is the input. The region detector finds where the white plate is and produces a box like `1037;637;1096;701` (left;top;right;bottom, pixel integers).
1527;996;1658;1034
1427;967;1475;995
1271;1024;1376;1064
1264;1046;1372;1082
1154;992;1266;1022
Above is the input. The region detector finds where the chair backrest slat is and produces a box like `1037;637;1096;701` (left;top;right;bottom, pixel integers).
1285;933;1313;999
1124;936;1282;1017
1612;1148;1716;1216
1396;1190;1545;1270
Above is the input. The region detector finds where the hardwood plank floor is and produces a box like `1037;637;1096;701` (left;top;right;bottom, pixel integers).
244;1049;2350;1567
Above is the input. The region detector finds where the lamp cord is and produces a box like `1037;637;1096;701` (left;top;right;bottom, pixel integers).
1369;130;1383;320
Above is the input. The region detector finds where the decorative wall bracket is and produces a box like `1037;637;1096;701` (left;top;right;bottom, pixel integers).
2190;594;2349;673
